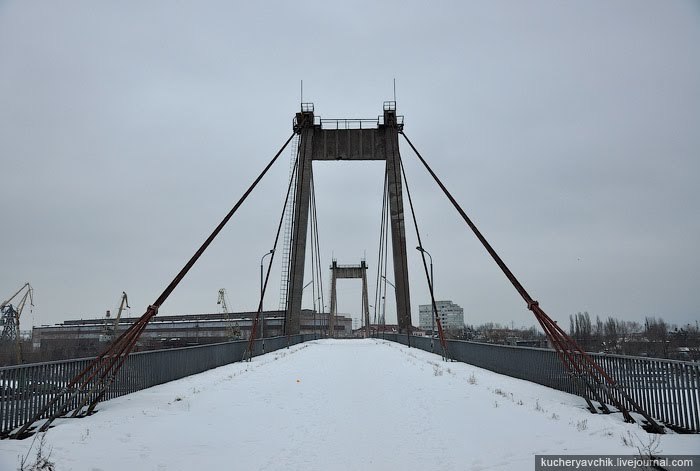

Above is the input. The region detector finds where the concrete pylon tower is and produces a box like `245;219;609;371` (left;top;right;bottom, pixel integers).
284;102;412;335
328;260;371;338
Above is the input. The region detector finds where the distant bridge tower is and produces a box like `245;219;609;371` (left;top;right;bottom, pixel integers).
285;102;411;335
328;260;371;338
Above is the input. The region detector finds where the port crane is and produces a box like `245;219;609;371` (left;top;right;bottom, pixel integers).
217;288;240;340
1;282;33;363
101;292;129;342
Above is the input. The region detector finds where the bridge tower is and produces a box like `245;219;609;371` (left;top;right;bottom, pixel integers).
328;260;371;337
285;102;411;335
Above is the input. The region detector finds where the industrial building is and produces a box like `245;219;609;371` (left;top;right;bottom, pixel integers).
418;300;464;334
31;310;351;353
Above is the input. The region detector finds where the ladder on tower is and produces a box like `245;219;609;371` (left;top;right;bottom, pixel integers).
278;134;300;310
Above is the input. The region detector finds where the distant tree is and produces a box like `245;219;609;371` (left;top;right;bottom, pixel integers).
526;325;542;339
569;315;575;337
603;317;619;351
570;312;593;350
645;317;669;357
593;315;604;347
626;321;642;334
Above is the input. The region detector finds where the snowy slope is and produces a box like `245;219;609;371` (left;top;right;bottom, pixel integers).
1;339;697;470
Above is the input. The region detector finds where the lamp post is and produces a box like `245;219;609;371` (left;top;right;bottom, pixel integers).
260;249;274;352
381;275;395;339
381;296;386;329
323;304;328;337
416;246;435;352
302;280;314;338
316;295;322;339
381;275;396;290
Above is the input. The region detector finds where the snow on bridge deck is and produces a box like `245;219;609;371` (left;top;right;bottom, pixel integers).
1;339;697;470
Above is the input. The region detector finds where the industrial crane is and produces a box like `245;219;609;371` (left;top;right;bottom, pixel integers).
101;292;129;342
1;282;33;363
217;288;240;340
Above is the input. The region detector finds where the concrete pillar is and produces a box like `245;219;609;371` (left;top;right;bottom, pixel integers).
361;260;371;337
285;111;314;335
329;261;338;338
284;103;412;335
384;110;412;333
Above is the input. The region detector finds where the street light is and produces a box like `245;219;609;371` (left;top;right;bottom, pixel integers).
302;280;314;339
380;275;395;338
316;295;322;339
260;249;274;352
367;304;374;337
380;275;396;289
416;245;435;352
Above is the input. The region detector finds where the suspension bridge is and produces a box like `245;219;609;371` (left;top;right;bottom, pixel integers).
1;103;698;448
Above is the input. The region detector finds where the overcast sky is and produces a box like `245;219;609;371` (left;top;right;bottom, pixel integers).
1;1;698;332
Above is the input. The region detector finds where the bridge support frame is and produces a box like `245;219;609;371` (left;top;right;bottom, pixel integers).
328;260;371;337
285;103;412;335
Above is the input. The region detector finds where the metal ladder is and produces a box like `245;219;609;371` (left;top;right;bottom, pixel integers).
278;135;300;310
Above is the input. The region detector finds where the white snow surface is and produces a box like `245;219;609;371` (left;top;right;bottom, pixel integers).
1;339;698;470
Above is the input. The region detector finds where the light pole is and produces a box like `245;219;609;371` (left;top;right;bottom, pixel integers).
416;246;435;352
381;275;395;339
316;295;322;339
302;280;314;338
322;304;328;337
363;304;377;337
381;275;396;290
381;295;386;327
260;249;274;352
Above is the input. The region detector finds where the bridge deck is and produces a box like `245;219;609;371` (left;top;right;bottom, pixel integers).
1;339;697;470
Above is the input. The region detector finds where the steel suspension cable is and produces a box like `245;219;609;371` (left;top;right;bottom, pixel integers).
13;132;296;438
309;178;318;328
71;132;297;419
381;186;390;331
310;171;325;335
397;157;449;360
400;132;533;304
373;172;389;328
399;131;617;412
307;172;319;334
399;131;663;433
244;147;301;361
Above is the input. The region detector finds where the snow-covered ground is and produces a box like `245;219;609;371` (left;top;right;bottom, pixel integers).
1;339;698;470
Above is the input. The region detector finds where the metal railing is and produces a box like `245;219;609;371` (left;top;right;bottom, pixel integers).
382;334;700;433
0;335;313;437
320;118;379;130
293;114;405;130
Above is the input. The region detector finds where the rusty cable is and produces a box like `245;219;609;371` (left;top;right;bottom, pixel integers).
13;133;296;438
244;149;300;360
399;131;664;432
397;153;450;360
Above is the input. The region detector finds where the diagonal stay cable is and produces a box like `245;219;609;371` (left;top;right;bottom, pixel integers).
397;155;450;361
82;131;297;410
399;131;664;433
309;170;325;336
307;169;323;334
398;131;616;412
312;172;325;326
244;147;300;361
12;132;296;438
373;172;389;328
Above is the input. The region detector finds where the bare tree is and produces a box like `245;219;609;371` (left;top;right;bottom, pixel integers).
603;316;619;352
645;317;669;358
570;312;593;350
